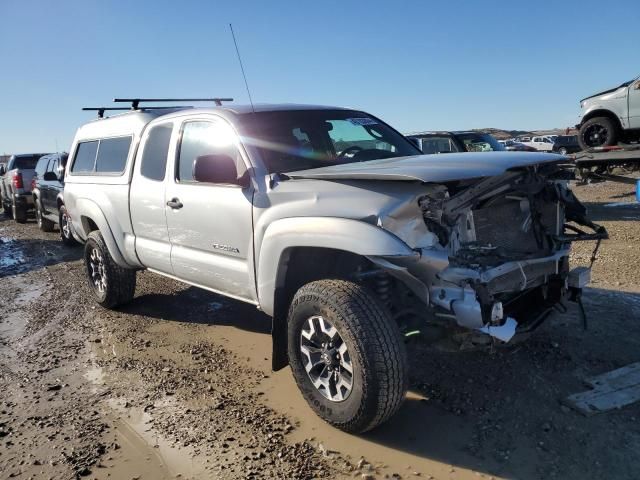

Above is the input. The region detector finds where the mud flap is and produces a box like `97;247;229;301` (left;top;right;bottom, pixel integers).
271;287;289;371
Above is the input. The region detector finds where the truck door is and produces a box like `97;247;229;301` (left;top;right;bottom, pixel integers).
629;78;640;129
165;117;255;302
43;156;59;214
130;121;175;274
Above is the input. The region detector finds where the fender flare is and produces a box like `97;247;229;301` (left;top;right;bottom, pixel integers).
74;198;138;269
256;216;416;317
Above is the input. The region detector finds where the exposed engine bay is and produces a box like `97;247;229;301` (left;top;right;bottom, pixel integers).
369;164;607;342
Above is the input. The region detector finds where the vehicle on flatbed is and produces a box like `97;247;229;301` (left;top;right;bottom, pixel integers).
31;153;78;245
577;75;640;150
64;100;607;432
1;153;49;223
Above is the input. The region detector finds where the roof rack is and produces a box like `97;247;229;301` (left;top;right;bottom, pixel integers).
82;106;194;118
113;97;233;109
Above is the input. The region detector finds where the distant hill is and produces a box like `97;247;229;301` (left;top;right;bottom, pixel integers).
473;127;578;140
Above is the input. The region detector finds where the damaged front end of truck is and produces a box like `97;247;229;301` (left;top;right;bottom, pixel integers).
368;163;607;342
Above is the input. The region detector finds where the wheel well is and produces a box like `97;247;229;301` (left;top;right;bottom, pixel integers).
81;216;99;233
582;109;622;131
270;247;375;371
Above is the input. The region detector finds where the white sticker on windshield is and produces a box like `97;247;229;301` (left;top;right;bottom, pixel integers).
347;117;378;126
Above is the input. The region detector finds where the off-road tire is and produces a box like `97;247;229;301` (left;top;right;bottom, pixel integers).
2;201;11;217
12;198;27;224
287;279;408;433
59;205;79;246
84;230;136;308
578;116;618;150
35;200;55;232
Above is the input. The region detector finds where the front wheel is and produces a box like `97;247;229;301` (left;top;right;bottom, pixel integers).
558;146;568;155
84;230;136;308
287;279;408;433
578;116;618;149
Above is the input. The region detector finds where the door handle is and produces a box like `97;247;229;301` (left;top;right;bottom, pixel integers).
166;198;183;209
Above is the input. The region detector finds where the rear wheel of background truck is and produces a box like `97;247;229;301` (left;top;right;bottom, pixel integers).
59;205;78;246
3;201;11;217
12;198;27;224
84;230;136;308
35;200;55;232
287;279;408;433
578;116;618;150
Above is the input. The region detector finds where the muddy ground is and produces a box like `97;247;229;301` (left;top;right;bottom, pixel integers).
1;178;639;480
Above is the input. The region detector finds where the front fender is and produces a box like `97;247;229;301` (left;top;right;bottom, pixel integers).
73;198;139;269
256;216;416;316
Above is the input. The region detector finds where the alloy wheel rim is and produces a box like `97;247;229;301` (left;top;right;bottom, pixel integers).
88;247;107;293
583;123;609;147
61;213;71;238
300;315;353;402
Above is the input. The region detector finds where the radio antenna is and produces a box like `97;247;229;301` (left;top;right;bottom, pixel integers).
229;23;255;113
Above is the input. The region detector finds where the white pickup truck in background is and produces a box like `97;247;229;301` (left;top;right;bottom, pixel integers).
517;135;554;152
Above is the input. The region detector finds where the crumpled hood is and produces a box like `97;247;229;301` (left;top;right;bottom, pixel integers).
284;151;565;183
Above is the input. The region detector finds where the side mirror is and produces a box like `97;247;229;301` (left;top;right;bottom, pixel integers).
43;171;58;181
193;154;247;186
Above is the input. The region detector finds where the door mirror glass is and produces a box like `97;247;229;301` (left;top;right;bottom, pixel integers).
0;165;5;175
43;171;58;181
193;154;245;186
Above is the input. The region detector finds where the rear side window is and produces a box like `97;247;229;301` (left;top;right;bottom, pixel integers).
141;124;173;181
35;157;50;176
95;137;132;173
71;137;132;174
72;141;99;172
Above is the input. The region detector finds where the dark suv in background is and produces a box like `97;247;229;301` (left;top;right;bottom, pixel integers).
32;153;77;245
552;135;581;155
406;131;505;154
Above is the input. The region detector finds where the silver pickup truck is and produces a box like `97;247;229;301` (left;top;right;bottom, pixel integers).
1;153;49;222
64;103;606;432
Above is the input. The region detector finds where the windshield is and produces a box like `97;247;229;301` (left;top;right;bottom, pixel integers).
239;110;421;173
455;133;505;152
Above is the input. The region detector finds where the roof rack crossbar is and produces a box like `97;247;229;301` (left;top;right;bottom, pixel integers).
113;97;233;109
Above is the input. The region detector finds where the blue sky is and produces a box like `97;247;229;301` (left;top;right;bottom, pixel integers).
1;0;638;153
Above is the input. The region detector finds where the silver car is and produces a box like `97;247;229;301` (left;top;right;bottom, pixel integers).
64;103;606;432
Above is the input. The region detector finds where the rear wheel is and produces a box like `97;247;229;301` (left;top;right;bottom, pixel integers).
287;279;408;433
59;205;78;246
84;230;136;308
2;202;11;217
578;116;618;149
558;146;568;155
12;198;27;224
35;200;55;232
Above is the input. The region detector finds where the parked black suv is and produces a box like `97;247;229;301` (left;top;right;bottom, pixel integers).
32;153;77;245
552;135;581;155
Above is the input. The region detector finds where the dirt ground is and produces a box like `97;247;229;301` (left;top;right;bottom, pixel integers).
1;178;639;480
